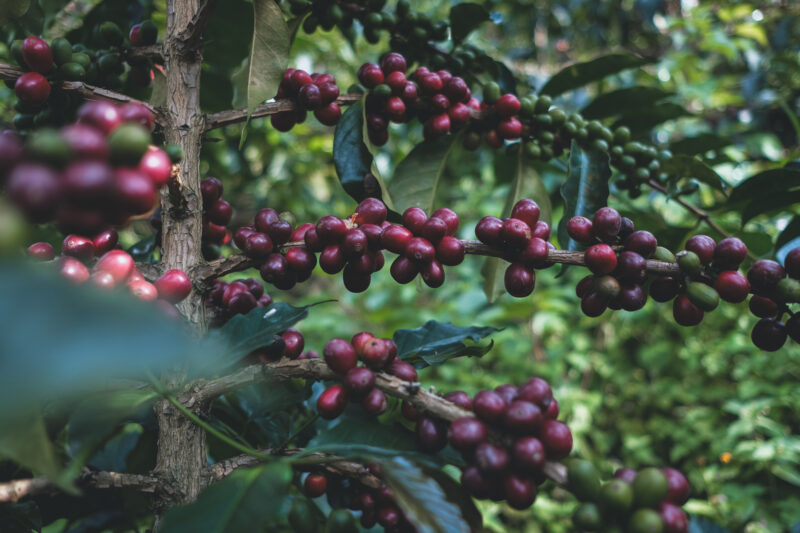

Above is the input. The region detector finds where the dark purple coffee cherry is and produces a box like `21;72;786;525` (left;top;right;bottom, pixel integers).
444;391;473;411
501;218;532;249
592;207;622;242
686;234;716;265
382;224;414;254
473;390;508;424
540;420;573;459
343;227;368;258
421;260;445;288
567;216;594;245
323;338;358;375
361;388;388;416
494;384;519;404
402;206;428;234
503;475;537;510
513;437;546;473
504;263;535;297
316;215;347;244
436;236;465;266
343;367;376;400
474;442;510;476
749;295;778;318
673;294;704;326
714;271;750;303
650;276;680;302
390;256;419;284
511;199;540;229
618;283;647;311
624;230;657;258
317;385;348;419
405;237;435;263
751;318;787;351
417;417;448;452
448;417;488;453
504;400;543;434
712;237;747;270
431;207;459;235
319;244;346;274
475;216;503;247
518;377;553;408
386;359;417;382
748;260;786;292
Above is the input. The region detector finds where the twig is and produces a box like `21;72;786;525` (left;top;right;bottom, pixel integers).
0;62;167;125
204;94;364;132
183;358;568;485
191;239;681;287
125;44;165;64
0;469;162;503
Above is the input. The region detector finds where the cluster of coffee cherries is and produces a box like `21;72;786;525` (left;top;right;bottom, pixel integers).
200;176;233;250
205;277;272;327
271;68;342;131
406;376;571;511
568;460;690;533
744;249;800;351
358;52;476;145
294;464;417;532
316;332;417;419
475;199;553;297
26;235;191;315
1;100;172;237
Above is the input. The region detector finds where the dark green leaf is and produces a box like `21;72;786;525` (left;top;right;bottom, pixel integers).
729;168;800;205
556;140;612;251
540;54;653;96
86;423;143;472
246;0;290;112
482;147;550;302
739;231;774;257
0;414;63;487
613;102;691;133
380;457;471;533
777;216;800;251
689;518;732;533
777;237;800;265
209;302;309;363
159;461;293;533
449;3;491;44
0;0;30;24
581;87;672;120
670;133;732;155
423;468;483;532
388;135;459;215
393;320;500;367
741;190;800;224
0;501;41;533
0;264;221;415
660;154;728;192
127;234;157;262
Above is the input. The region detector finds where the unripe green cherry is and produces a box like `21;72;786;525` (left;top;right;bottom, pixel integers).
686;282;720;312
483;81;501;104
614;126;631;144
534;94;552;113
632;467;668;508
594;275;621;299
653;246;676;263
777;277;800;303
567;459;602;502
573;502;603;531
676;250;702;276
51;38;72;65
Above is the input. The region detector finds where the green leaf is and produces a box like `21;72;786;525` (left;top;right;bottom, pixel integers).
209;302;310;363
245;0;290;112
159;461;293;533
689;518;732;533
771;462;800;487
660;154;728;192
380;457;472;533
0;413;63;487
613;102;691;133
670;133;731;156
0;264;221;415
393;320;500;367
729;168;800;205
86;423;143;472
230;57;250;110
581;87;673;120
0;501;41;533
777;216;800;251
449;3;491;44
388;135;459;215
481;147;550;302
0;0;30;25
556;140;612;251
540;53;653;96
741;190;800;224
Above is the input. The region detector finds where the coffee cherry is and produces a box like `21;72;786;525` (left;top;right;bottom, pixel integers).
419;217;447;244
281;329;304;358
712;237;747;269
62;234;96;262
573;502;603;531
207;199;232;226
473;390;508;424
785;314;800;343
428;113;451;137
497;117;522;139
357;338;391;369
625;230;657;258
673;294;704;326
504;263;535;297
504;475;537;510
504;400;543;434
431;208;459;235
661;467;689;505
632;467;668;508
15;72;51;106
421;260;445;288
228;291;256;315
119;102;155;131
443;391;473;411
616;251;647;284
567;216;594;244
244;232;274;259
461;466;493;499
449;417;488;453
685;234;716;265
618;283;647;311
130;280;159;302
614;467;638;483
381;224;413;254
317;384;348;419
435;236;465;266
138;146;172;187
324;338;358;375
600;478;634;517
285;247;316;276
592;207;622;242
304;473;327;498
785;248;800;279
475;442;510;477
748;260;786;292
584;244;617;275
475;216;503;247
400;207;426;234
386;358;417;381
417;417;448;452
358;63;384;88
512;436;546;473
155;269;192;303
676;250;702;277
491;384;517;404
77;100;121;135
354;198;387;225
751;318;787;351
27;242;55;261
390;256;418;283
57;256;90;284
318;245;345;274
494;94;521;118
540;420;572;459
405;237;435;263
659;502;689;533
201;177;223;207
314;102;342;126
713;271;750;303
94;250;134;283
518;377;552;408
649;276;679;302
749;294;778;318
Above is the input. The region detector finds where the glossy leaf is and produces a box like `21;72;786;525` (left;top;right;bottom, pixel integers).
670;133;731;156
394;320;500;367
613;102;691;133
660;154;728;192
209;302;309;363
729;168;800;205
388;135;458;215
482;147;551;302
159;461;293;533
540;53;653;96
449;3;491;44
556;140;611;251
581;86;672;120
245;0;290;112
380;457;472;533
741;190;800;224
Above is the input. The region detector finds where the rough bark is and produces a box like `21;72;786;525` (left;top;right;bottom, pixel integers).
152;0;209;527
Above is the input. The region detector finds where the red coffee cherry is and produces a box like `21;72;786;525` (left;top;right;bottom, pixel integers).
539;420;573;459
317;385;348;419
475;216;504;247
685;234;716;265
624;230;657;258
650;275;680;302
751;318;787;351
659;502;689;533
431;207;459;235
673;294;704;326
518;237;549;268
155;269;192;303
504;475;537;510
592;207;622;242
421;260;445;288
417;417;448;452
448;102;471;128
360;338;393;369
504;263;535;297
513;436;546;473
351;332;375;353
361;388;388;416
473;390;508;424
584;244;617;275
581;291;608;317
405;237;435;263
281;329;304;358
314;102;342;126
119;101;155;131
436;236;465;266
618;283;647;311
714;271;750;303
62;234;96;262
504;401;543;434
475;442;510;476
497;117;522;139
316;215;347;244
285;247;317;276
21;36;54;74
510;199;540;229
15;72;51;106
448;417;488;452
138;146;172;187
77;100;122;135
420;217;448;243
244;232;274;259
304;474;327;498
531;221;551;241
323;338;358;375
358;62;384;88
712;237;747;269
661;467;690;506
501;218;532;249
354;197;387;226
419;73;443;94
380;52;406;74
428;113;451;137
382;224;413;254
94;250;134;283
27;242;55;261
402;207;428;234
461;465;493;499
616;251;647;284
386;358;417;382
494;94;521;118
747;260;785;292
343;367;375;401
518;377;553;408
390;256;419;284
